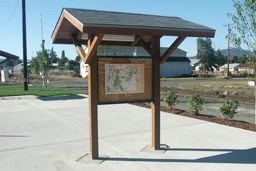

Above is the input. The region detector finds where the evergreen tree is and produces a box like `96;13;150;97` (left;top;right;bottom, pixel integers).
197;38;216;71
215;49;227;66
49;47;58;63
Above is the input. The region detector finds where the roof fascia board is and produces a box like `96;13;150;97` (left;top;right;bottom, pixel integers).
0;50;19;60
63;9;84;32
51;9;84;43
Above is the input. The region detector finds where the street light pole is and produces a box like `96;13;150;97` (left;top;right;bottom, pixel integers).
22;0;28;90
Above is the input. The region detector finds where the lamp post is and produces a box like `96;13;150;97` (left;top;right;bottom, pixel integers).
22;0;28;90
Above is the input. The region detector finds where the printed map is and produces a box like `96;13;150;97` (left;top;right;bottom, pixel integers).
105;64;144;94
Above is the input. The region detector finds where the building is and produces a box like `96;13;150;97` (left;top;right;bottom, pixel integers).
14;61;31;73
190;59;200;70
238;63;256;74
219;63;241;72
80;46;190;78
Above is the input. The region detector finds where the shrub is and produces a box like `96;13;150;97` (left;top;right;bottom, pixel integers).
162;91;179;108
73;73;82;78
186;95;204;115
219;99;239;119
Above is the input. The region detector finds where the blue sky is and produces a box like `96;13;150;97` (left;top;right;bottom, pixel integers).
0;0;240;60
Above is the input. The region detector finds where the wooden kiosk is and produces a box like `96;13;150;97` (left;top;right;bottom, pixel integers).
52;8;215;159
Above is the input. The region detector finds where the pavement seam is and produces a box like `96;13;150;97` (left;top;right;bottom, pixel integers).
99;140;153;171
0;138;89;153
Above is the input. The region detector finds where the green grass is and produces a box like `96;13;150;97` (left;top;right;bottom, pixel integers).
0;86;85;97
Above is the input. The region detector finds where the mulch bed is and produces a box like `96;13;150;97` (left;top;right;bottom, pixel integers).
132;103;256;132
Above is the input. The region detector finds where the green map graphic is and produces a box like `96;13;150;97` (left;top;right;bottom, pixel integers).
105;64;144;94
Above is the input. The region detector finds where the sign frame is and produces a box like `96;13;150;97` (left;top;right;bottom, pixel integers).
98;56;154;105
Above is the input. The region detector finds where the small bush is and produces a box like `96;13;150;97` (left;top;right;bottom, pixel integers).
73;73;82;78
186;95;204;115
162;91;179;108
219;99;239;119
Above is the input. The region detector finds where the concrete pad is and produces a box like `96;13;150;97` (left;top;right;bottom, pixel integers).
0;94;256;170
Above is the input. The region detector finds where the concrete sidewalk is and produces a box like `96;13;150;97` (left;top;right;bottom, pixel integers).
0;95;256;171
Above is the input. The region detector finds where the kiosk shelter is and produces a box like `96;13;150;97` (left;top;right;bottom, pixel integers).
52;8;215;159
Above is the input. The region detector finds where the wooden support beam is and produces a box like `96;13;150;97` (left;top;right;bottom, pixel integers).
160;36;186;64
88;33;99;159
131;35;143;46
84;33;104;64
70;34;86;62
139;39;152;55
151;35;161;150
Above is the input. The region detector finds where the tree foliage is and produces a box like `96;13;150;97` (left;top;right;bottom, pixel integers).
228;0;256;56
215;49;227;66
197;38;216;71
37;49;50;75
49;47;58;63
57;50;68;69
3;59;22;66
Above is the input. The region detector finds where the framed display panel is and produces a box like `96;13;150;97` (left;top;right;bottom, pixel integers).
98;57;153;104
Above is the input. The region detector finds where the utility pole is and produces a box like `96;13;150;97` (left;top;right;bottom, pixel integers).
22;0;28;90
224;23;234;77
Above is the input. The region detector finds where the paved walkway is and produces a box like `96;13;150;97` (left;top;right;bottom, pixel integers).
0;95;256;170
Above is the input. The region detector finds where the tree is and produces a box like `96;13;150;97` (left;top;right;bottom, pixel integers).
228;0;256;57
49;47;58;63
13;59;22;66
197;38;216;71
58;50;69;69
237;54;248;64
3;59;21;66
231;56;238;63
37;47;50;87
30;57;39;74
215;49;227;66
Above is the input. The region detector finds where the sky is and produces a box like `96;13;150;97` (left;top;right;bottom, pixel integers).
0;0;242;60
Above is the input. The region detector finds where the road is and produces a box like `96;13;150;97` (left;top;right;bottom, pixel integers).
29;78;255;124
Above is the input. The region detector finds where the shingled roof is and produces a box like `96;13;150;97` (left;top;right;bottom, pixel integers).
52;8;215;44
63;8;214;31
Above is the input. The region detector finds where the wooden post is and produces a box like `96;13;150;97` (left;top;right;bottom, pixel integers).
151;36;161;150
88;33;99;159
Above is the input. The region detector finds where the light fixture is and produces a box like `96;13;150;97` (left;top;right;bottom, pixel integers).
81;33;135;42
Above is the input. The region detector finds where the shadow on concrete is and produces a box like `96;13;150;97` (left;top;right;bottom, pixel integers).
36;95;87;101
106;147;256;164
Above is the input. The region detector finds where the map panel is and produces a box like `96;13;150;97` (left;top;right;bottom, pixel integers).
105;64;144;94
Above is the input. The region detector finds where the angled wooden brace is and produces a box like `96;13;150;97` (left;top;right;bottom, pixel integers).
160;36;186;64
131;35;143;46
71;34;86;63
138;39;152;55
84;33;104;64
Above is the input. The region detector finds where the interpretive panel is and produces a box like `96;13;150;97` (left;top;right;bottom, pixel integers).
98;57;153;104
105;64;144;94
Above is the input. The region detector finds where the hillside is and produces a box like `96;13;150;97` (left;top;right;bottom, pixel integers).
188;48;252;60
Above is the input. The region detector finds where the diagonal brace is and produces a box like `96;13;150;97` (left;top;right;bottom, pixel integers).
85;33;104;64
71;34;86;62
131;35;143;46
139;39;152;55
160;36;186;64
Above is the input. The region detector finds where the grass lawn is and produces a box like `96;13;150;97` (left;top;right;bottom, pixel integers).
0;86;85;97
